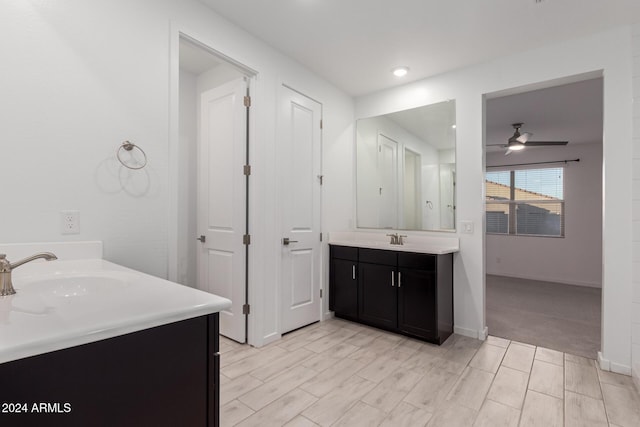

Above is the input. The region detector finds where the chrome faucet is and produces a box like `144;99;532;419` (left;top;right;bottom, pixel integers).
0;252;58;296
386;233;407;245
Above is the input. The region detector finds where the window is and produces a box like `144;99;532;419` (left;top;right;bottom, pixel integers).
486;167;564;237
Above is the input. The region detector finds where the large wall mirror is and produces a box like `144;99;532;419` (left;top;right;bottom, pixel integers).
356;100;456;232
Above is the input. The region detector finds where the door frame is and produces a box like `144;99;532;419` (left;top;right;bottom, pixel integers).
481;73;605;361
169;29;257;342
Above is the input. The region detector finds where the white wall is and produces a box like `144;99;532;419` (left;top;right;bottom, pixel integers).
0;1;176;276
631;23;640;390
0;0;354;347
354;27;633;373
486;143;603;288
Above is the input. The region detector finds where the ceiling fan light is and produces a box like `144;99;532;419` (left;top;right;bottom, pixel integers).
509;143;525;151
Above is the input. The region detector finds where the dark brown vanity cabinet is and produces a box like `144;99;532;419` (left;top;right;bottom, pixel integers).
329;245;453;344
329;246;359;321
0;314;221;427
358;249;398;330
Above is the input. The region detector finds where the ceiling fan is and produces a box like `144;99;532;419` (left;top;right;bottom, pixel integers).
488;123;569;155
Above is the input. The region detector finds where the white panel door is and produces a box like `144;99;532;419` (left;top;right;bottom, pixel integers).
378;134;398;229
279;86;322;334
198;78;247;343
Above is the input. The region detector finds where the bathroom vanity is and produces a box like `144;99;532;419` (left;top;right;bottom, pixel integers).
0;242;231;427
329;233;458;344
0;313;220;427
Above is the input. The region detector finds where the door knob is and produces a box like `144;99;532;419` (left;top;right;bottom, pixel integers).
197;235;206;243
282;237;299;245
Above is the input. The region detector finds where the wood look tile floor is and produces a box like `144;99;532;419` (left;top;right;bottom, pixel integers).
219;318;640;427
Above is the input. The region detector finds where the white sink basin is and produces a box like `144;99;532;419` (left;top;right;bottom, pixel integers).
1;258;231;365
19;273;131;298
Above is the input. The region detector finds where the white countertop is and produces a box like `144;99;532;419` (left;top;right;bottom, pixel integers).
0;258;231;364
328;231;459;255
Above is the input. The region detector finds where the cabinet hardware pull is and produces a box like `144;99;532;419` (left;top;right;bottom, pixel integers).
391;271;395;287
352;265;356;280
398;272;402;287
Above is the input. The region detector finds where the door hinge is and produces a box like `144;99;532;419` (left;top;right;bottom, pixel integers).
242;304;250;315
320;119;323;129
243;165;251;176
243;234;251;245
317;175;323;185
320;232;323;242
244;95;251;107
320;289;323;298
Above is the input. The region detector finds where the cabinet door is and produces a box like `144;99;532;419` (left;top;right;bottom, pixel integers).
358;263;397;330
330;258;359;320
398;267;437;339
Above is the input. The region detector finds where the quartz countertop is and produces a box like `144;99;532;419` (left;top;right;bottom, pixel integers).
0;258;231;364
328;231;459;255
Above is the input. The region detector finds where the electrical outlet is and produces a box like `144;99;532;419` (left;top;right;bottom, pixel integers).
60;210;80;234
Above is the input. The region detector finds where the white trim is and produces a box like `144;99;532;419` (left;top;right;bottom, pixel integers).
485;271;601;288
479;326;489;341
598;351;632;375
323;310;335;322
261;332;281;348
170;24;260;345
454;325;485;340
168;22;180;282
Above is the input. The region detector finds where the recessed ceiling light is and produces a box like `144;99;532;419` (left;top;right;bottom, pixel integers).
392;66;409;77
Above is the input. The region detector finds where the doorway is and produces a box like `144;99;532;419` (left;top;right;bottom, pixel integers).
178;35;255;343
483;75;603;358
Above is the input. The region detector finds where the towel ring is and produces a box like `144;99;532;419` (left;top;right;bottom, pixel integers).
117;141;147;170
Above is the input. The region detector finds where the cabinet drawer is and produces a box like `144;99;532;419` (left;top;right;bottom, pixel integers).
398;252;436;271
330;245;358;261
359;248;397;266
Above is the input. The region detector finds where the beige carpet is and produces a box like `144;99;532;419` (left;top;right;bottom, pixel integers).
486;274;601;359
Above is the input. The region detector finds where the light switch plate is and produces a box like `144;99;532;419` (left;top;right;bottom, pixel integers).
460;220;474;234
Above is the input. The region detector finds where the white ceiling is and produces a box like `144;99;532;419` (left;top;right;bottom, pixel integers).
385;100;456;150
198;0;640;97
485;77;603;151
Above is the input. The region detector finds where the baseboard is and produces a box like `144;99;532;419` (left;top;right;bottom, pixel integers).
479;326;489;340
598;351;632;375
259;332;281;348
454;326;486;340
634;370;640;395
486;272;601;288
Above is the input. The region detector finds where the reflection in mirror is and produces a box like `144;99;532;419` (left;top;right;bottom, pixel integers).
356;100;456;232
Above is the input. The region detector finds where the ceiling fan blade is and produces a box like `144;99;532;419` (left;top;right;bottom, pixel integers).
516;132;532;143
524;141;569;146
504;149;513;156
486;143;508;147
